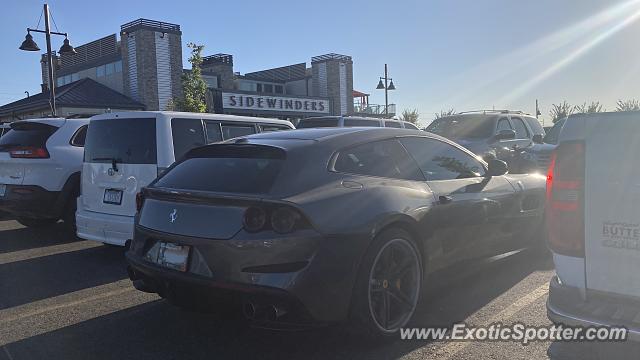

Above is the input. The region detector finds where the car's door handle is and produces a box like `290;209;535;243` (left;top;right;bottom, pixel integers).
439;195;453;205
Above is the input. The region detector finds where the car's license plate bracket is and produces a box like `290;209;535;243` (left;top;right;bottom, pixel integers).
103;189;123;205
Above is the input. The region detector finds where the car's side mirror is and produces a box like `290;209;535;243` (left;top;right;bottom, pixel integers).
486;159;508;176
494;129;516;141
532;134;544;144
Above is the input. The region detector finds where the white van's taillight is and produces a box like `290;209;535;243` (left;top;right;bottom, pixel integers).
546;141;585;257
9;146;49;158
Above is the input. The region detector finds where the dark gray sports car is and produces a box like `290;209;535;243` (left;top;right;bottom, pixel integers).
126;127;545;336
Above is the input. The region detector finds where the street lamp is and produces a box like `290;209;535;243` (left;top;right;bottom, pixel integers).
19;3;76;117
376;64;396;117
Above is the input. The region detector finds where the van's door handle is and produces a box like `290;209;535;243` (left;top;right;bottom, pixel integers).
9;176;20;179
439;195;453;205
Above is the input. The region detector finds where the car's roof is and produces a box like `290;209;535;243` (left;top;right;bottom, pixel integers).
89;111;294;127
241;127;451;148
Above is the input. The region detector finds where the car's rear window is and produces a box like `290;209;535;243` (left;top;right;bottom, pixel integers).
0;122;58;151
84;118;157;164
297;118;339;128
155;145;285;194
426;117;495;139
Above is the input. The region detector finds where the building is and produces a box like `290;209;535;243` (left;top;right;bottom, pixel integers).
204;53;354;120
0;18;394;122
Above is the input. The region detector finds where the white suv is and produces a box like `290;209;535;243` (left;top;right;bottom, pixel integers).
0;118;88;229
546;111;640;342
76;111;295;247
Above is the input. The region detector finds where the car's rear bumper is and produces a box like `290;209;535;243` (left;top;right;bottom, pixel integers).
76;201;134;246
0;185;61;218
547;275;640;342
126;224;370;324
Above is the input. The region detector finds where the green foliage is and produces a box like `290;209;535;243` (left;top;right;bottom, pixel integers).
434;108;456;120
574;101;604;114
400;108;420;124
616;99;640;112
172;43;207;113
549;101;573;123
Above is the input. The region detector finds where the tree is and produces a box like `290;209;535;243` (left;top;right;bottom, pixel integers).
574;101;604;114
616;99;640;112
434;108;456;120
173;43;207;113
400;108;420;124
549;101;573;123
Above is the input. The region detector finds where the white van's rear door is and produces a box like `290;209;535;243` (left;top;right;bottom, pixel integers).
81;117;158;217
584;112;640;298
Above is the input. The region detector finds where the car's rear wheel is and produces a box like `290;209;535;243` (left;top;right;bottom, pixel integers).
351;228;422;337
16;217;58;228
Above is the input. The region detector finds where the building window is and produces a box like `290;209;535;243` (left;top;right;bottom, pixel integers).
256;83;263;93
71;73;79;82
274;85;283;94
114;60;122;73
96;65;105;77
57;77;64;87
105;62;115;75
264;84;273;93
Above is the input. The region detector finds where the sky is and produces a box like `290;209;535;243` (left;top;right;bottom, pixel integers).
1;0;640;126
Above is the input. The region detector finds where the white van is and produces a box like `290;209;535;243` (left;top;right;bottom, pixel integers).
76;111;294;246
546;111;640;341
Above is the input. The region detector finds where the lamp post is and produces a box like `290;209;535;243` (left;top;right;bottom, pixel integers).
19;3;76;117
376;63;396;118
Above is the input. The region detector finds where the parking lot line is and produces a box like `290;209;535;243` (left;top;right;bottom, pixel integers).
0;279;159;346
438;282;550;359
0;241;103;265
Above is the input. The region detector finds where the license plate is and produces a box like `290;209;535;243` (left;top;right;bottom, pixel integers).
152;242;190;272
103;189;123;205
0;184;5;197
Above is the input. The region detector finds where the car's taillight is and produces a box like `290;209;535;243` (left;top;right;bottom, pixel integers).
242;206;307;234
135;192;145;212
546;141;585;257
9;146;49;158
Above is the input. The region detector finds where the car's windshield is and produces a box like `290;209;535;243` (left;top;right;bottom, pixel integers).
543;117;566;145
426;117;495;139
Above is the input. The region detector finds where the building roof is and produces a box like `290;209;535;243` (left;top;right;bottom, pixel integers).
0;78;145;116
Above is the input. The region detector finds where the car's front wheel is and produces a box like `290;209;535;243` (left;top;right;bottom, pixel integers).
351;228;422;337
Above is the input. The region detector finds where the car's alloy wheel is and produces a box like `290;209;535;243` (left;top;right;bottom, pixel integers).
367;237;421;334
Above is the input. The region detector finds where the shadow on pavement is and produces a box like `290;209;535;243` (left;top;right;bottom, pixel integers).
0;222;82;254
3;249;554;360
0;245;128;310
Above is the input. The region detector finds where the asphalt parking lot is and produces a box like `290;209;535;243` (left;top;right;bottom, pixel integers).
0;218;636;360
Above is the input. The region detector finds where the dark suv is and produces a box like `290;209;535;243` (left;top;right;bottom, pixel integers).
425;110;545;173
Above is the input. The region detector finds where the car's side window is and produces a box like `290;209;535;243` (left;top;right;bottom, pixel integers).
400;137;486;181
260;124;291;133
334;139;424;181
171;118;206;160
496;118;512;132
204;121;223;143
70;125;88;147
511;117;529;139
221;124;256;140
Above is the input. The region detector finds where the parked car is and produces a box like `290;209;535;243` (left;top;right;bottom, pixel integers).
297;115;421;130
425;110;545;173
76;111;294;247
126;127;546;337
518;117;566;173
547;111;640;342
0;118;88;229
0;123;10;137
